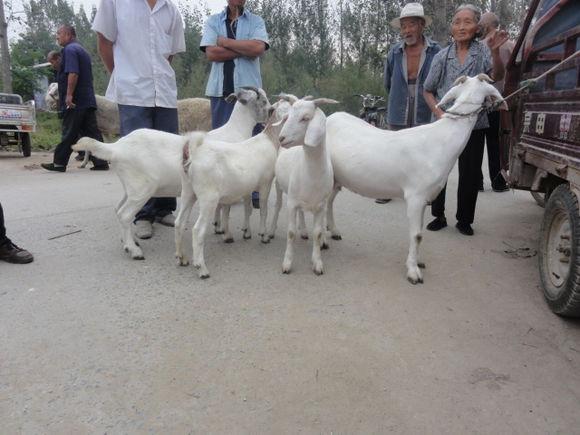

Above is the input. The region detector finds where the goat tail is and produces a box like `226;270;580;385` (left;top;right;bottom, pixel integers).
72;137;114;162
182;131;206;172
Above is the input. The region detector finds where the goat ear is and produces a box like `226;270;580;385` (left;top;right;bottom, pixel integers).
453;75;468;86
304;111;326;148
477;73;494;83
312;98;339;106
225;93;237;104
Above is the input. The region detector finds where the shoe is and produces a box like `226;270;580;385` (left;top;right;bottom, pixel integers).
90;164;109;171
252;191;260;209
455;221;474;236
41;163;66;172
426;216;447;231
134;220;153;239
375;199;391;204
492;185;509;192
156;213;175;227
0;241;34;264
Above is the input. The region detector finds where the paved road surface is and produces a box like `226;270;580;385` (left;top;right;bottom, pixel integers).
1;151;579;433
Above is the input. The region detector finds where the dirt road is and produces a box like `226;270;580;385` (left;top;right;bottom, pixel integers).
1;152;579;433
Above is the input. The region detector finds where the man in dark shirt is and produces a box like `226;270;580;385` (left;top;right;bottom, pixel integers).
42;25;108;172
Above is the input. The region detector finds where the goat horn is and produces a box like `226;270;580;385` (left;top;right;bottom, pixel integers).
277;93;299;104
477;73;494;83
240;86;260;95
453;75;468;86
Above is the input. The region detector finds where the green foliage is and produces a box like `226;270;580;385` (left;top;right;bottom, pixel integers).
31;111;60;150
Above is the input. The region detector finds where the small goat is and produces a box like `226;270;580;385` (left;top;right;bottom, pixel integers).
174;102;288;279
208;87;272;242
72;88;271;260
325;74;506;283
276;95;338;275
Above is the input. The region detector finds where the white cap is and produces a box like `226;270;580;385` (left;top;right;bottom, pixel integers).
390;3;432;29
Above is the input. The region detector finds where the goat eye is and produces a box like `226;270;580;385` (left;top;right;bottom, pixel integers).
301;117;310;122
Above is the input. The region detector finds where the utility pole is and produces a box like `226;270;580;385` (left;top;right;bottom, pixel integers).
0;0;12;93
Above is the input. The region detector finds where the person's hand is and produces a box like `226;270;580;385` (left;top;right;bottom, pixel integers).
65;94;75;109
486;29;509;51
435;107;445;119
217;36;228;48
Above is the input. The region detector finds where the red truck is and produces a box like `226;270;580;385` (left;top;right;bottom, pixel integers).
504;0;580;316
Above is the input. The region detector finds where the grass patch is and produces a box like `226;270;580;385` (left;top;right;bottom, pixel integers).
32;111;61;151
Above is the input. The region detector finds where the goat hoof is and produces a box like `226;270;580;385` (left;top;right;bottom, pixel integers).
313;268;324;276
282;269;291;274
261;238;270;244
268;234;274;240
331;234;342;241
177;257;190;266
407;276;419;285
418;262;426;269
200;273;210;279
135;241;140;247
124;247;129;253
214;229;225;235
321;243;329;250
301;234;309;240
132;255;145;260
243;232;251;240
224;237;234;244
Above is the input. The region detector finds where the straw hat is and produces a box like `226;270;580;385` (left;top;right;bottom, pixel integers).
390;3;432;29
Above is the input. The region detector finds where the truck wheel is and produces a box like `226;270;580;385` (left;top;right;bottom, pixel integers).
21;133;31;157
531;192;545;208
539;184;580;317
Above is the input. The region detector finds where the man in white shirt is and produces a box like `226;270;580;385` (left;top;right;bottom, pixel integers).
92;0;185;239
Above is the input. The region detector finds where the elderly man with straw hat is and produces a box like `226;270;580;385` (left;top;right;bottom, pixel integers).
375;3;441;204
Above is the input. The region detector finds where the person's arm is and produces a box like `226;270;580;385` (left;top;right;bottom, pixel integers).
216;37;266;58
205;45;240;62
97;32;114;74
65;73;78;109
423;90;444;119
422;51;445;119
486;29;509;82
384;50;393;92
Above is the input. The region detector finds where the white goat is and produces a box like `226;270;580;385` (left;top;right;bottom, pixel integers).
174;102;288;279
71;88;271;260
267;99;322;243
208;87;273;242
325;74;507;284
276;96;338;275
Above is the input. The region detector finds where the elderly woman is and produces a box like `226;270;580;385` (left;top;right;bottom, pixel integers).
423;4;508;236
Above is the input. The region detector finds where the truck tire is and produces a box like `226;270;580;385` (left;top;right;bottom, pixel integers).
21;133;31;157
531;192;545;208
539;184;580;317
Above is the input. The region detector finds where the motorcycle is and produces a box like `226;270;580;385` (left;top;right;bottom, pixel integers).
354;94;387;128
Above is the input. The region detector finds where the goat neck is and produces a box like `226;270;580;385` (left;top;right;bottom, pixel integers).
229;103;259;137
263;120;283;149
